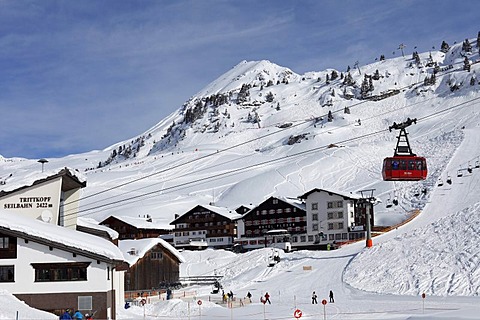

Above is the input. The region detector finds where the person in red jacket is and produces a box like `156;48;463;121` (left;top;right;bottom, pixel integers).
264;292;271;304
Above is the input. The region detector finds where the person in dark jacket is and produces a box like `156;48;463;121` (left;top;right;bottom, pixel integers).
329;290;334;303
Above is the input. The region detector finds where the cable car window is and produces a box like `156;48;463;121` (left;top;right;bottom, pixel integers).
400;160;407;170
408;161;415;170
392;160;399;170
416;160;423;170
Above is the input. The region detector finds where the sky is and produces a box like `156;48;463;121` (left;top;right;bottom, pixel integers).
1;21;480;319
1;0;479;159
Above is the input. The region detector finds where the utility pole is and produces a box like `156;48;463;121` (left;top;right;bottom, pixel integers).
398;43;406;57
358;189;376;248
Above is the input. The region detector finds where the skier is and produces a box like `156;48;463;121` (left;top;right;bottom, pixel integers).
246;291;252;303
329;290;334;303
312;291;318;304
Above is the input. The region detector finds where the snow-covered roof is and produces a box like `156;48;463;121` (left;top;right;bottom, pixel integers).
118;238;185;266
171;204;242;224
277;196;306;211
298;188;363;200
77;217;119;240
0;210;125;263
0;167;86;195
104;215;173;230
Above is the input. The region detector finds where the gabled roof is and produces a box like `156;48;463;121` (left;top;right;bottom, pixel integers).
0;210;125;264
298;188;362;200
119;238;185;266
0;167;86;197
77;217;119;241
242;196;306;218
101;215;173;230
170;204;242;225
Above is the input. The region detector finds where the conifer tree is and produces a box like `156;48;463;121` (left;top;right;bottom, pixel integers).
440;40;450;53
463;57;471;72
462;39;472;52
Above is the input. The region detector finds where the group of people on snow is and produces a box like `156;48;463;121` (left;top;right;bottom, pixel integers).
59;309;93;320
312;290;334;304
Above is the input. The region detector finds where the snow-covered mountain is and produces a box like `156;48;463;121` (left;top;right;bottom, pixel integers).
2;36;478;228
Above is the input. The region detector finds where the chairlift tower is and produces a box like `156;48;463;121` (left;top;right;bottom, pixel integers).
358;189;376;248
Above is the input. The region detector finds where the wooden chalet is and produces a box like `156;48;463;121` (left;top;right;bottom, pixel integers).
119;238;184;291
239;196;307;238
170;204;241;249
100;215;172;240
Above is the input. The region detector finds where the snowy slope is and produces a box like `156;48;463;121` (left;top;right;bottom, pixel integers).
1;35;480;319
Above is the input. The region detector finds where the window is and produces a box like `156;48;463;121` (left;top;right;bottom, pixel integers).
261;210;267;215
327;202;333;209
300;236;306;242
312;224;318;231
327;212;334;219
338;222;344;229
32;262;89;282
312;214;318;221
338;212;343;219
328;223;334;230
329;234;334;240
0;237;8;249
269;209;275;215
0;265;14;282
311;203;318;210
308;235;314;242
151;251;163;260
285;208;291;213
276;209;283;214
78;296;93;311
272;199;278;204
0;234;16;259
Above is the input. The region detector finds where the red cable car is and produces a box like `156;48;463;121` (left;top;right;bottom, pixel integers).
382;118;427;181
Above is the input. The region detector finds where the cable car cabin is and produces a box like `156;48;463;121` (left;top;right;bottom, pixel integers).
382;156;427;181
382;118;428;181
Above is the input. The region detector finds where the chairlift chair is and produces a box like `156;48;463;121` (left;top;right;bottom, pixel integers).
386;198;393;208
475;160;480;168
392;196;399;206
446;175;452;185
437;178;444;187
467;164;473;173
413;188;420;197
457;169;463;177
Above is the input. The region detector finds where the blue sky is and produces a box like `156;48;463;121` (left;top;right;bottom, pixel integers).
1;0;478;159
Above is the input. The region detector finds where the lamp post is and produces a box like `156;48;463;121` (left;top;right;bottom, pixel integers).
38;159;48;172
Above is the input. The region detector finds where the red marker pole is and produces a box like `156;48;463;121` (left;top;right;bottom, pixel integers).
422;293;426;313
322;299;327;320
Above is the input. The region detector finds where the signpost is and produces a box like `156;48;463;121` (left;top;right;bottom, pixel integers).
293;309;302;319
422;293;426;313
322;299;327;320
198;300;202;318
